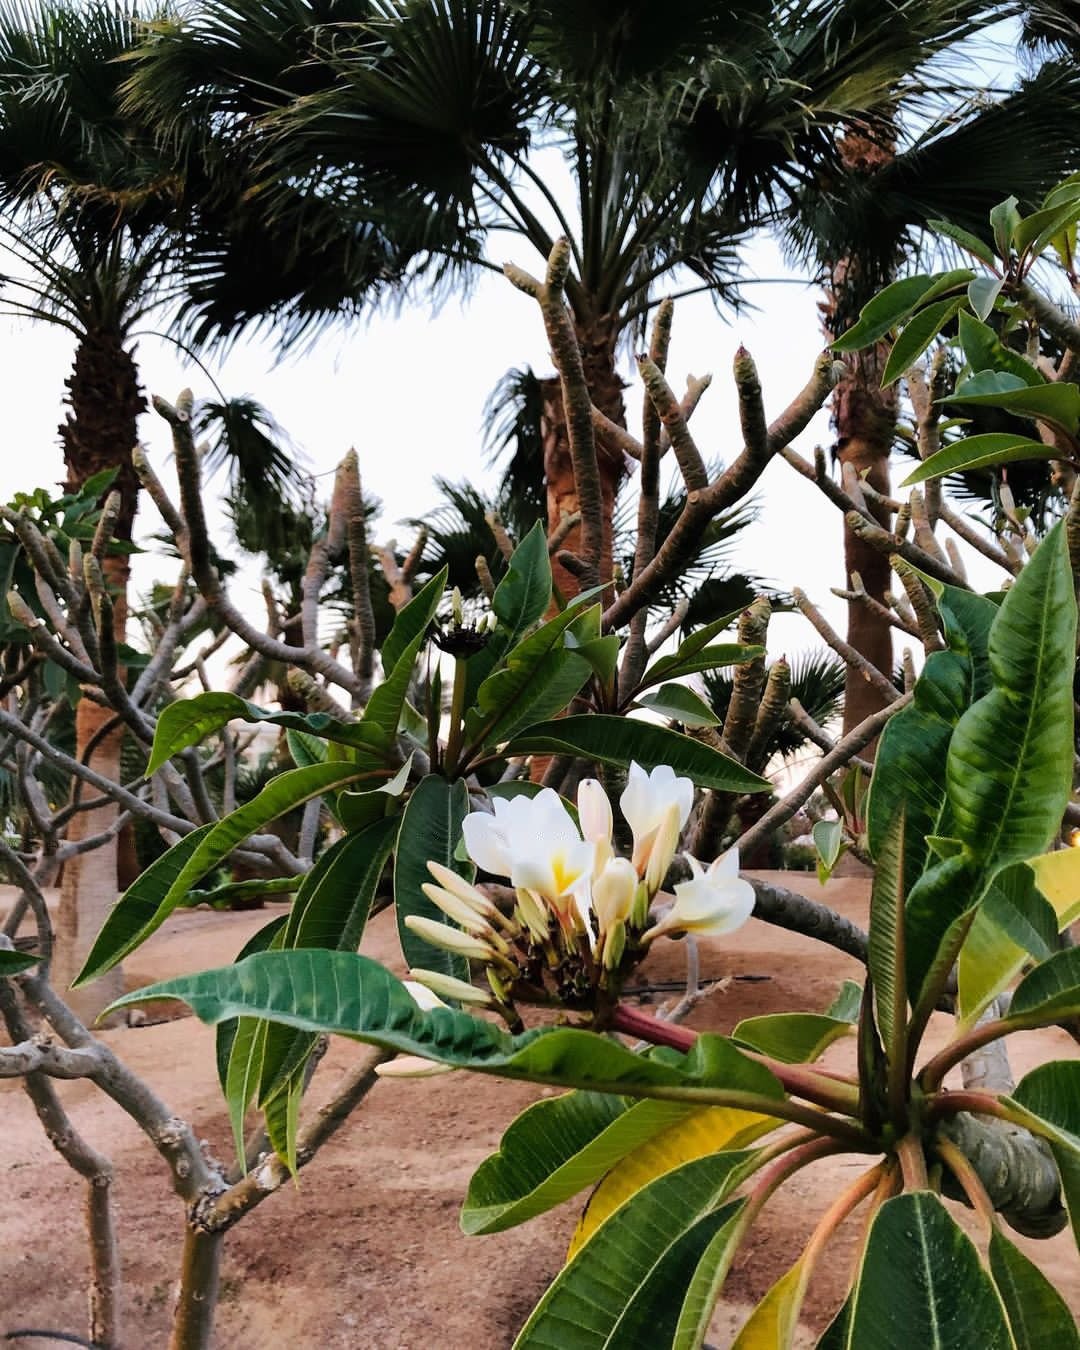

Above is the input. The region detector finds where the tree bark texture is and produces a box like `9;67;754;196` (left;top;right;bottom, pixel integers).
54;326;144;1019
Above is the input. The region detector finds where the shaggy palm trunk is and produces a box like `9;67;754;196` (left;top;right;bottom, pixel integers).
541;314;626;600
827;127;899;739
53;326;145;1020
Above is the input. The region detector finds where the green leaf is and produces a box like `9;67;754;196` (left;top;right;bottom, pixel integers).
957;313;1045;388
845;1193;1012;1349
988;1228;1080;1350
362;626;429;746
215;915;288;1095
1009;946;1080;1027
146;693;381;775
968;276;1004;322
462;603;592;752
881;297;964;385
731;1258;810;1348
513;1153;759;1349
928;219;997;266
183;876;303;909
640;643;763;690
335;754;412;832
380;566;446;675
947;371;1080;436
0;949;38;974
867;808;908;1062
285;729;327;769
76;762;381;985
492;521;550;638
565;630;620;685
1013;195;1080;259
505;716;770;792
832;274;956;352
671;1205;755;1350
957;862;1057;1027
394;775;472;982
463;1092;699;1235
991;195;1021;258
731;1011;853;1064
900;433;1052;486
812;819;843;885
636;683;721;728
106;950;785;1104
1009;1060;1080;1246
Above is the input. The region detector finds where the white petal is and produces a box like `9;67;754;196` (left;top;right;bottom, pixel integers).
619;761;654;839
462;810;512;876
707;847;741;880
403;980;448;1012
375;1055;455;1079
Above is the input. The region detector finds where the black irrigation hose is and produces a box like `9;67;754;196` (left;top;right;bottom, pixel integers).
5;1332;101;1348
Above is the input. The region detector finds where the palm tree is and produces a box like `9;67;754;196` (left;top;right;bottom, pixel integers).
128;0;1066;603
785;57;1080;730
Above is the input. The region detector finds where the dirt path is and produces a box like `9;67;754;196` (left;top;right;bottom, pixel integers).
2;873;1077;1348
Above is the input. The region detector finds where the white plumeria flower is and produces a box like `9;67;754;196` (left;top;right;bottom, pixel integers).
643;847;755;943
577;778;614;876
591;855;638;935
462;789;594;913
620;761;694;877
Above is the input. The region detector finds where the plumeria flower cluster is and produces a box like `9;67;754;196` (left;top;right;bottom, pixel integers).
403;762;755;1023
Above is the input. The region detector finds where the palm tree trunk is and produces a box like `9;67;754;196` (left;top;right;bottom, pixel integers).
541;313;626;600
53;327;145;1020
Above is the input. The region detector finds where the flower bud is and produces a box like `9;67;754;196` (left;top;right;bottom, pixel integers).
407;968;495;1007
514;886;552;944
601;920;626;971
402;979;448;1012
451;585;464;626
375;1055;454;1079
425;862;499;919
577;778;613;845
592;856;637;934
644;800;682;894
404;915;502;964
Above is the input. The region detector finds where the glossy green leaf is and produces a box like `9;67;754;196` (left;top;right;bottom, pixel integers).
991;195;1021;257
1009;946;1080;1026
286;728;327;769
967;276;1004;321
183;875;303;909
957;313;1045;388
335;754;412;832
0;949;38;974
927;218;996;266
901;433;1051;486
76;761;381;985
845;1193;1012;1349
362;627;429;745
1013;195;1080;258
513;1153;759;1349
957;862;1057;1027
462;603;592;752
380;566;446;675
215;915;288;1095
1009;1060;1080;1246
812;819;843;885
394;775;472;982
832;274;953;351
492;521;550;638
881;297;964;385
671;1205;755;1350
146;692;381;774
732;1011;853;1064
947;371;1080;436
867;809;908;1061
106;950;785;1104
504;716;770;792
565;630;620;685
636;683;721;727
463;1093;701;1235
640;643;763;690
988;1228;1080;1349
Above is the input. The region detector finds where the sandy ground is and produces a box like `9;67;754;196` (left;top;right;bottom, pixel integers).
2;872;1077;1349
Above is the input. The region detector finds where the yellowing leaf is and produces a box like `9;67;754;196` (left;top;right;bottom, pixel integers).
731;1259;808;1349
567;1106;775;1259
1028;847;1080;927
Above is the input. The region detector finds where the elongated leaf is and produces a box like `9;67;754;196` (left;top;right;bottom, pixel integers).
640;643;763;690
672;1206;754;1350
957;861;1057;1027
668;611;743;659
901;433;1051;486
812;818;844;885
1014;196;1080;258
505;716;769;793
731;1259;808;1349
362;627;428;745
958;313;1045;388
215;915;288;1095
868;809;908;1062
732;1012;853;1066
991;195;1022;258
968;276;1004;322
513;1153;761;1350
636;683;721;727
881;297;964;386
77;761;382;985
394;775;472;982
1028;848;1080;929
988;1229;1080;1349
463;1093;691;1236
568;1106;775;1258
845;1193;1012;1348
1008;1060;1080;1245
947;372;1080;436
147;693;381;774
286;728;327;768
185;876;302;909
492;520;550;638
832;274;951;352
1008;947;1080;1026
335;754;412;832
380;566;446;675
105;951;786;1105
928;219;996;266
0;950;38;974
